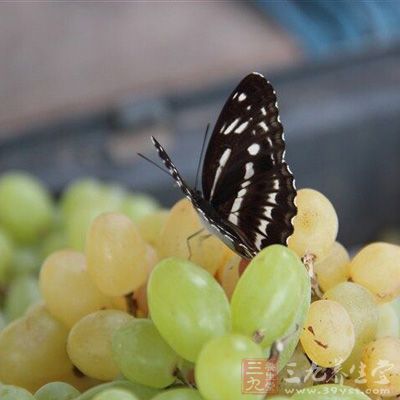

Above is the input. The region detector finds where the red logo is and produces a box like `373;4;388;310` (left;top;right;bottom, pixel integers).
242;358;278;394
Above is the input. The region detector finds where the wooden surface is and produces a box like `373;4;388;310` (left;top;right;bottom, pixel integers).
0;2;300;134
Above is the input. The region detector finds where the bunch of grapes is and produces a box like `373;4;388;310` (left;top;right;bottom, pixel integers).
0;172;399;400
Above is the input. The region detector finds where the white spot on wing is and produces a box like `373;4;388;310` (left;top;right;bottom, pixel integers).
246;105;251;111
228;214;238;225
258;121;269;132
273;180;279;190
244;162;254;180
234;121;249;134
254;233;264;249
238;93;247;102
224;118;240;135
268;193;277;204
210;148;231;198
230;197;243;213
258;219;269;233
261;107;267;116
264;206;273;219
248;143;260;155
238;188;247;197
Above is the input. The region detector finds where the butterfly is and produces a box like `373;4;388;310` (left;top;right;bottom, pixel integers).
149;72;297;259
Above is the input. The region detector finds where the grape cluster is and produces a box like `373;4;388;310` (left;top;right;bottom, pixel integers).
0;173;399;400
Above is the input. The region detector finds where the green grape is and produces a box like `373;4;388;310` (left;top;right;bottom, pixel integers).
93;389;138;400
112;319;180;388
376;302;399;338
323;282;378;375
148;257;230;362
231;245;310;349
0;228;13;283
137;210;169;247
287;188;338;262
11;246;41;277
86;213;148;296
39;250;113;328
4;274;41;321
122;193;159;223
34;382;81;400
75;380;161;400
196;334;265;400
152;388;203;400
300;299;355;368
0;384;35;400
291;384;371;399
41;230;68;258
0;304;88;392
0;172;53;244
350;242;400;303
67;310;134;380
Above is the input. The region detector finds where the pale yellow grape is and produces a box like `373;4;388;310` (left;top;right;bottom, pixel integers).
300;299;355;367
0;228;13;283
279;346;313;395
376;302;399;339
216;253;241;300
157;199;234;275
93;389;138;400
288;188;338;261
323;282;379;376
196;334;265;400
0;385;35;400
39;250;113;328
67;309;134;380
314;241;350;292
0;304;95;392
137;210;169;247
152;388;203;400
291;384;371;399
86;213;147;296
34;381;81;400
363;337;400;397
122;193;159;223
350;242;400;303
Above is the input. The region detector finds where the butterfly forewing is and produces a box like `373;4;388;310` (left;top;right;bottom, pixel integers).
201;73;296;252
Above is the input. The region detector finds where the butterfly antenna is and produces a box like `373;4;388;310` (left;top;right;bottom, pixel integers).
137;153;171;177
194;123;210;192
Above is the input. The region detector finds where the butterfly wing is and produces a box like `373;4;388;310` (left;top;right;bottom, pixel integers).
201;72;296;251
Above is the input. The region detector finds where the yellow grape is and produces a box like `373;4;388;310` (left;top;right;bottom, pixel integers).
350;242;400;303
86;213;148;296
138;210;169;248
67;309;134;380
314;241;350;292
288;188;338;261
363;337;400;397
300;299;355;367
157;199;234;275
216;253;241;300
376;302;399;339
0;303;96;392
39;250;113;328
323;282;379;376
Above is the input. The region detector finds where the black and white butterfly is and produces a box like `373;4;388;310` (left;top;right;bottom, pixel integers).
149;72;297;259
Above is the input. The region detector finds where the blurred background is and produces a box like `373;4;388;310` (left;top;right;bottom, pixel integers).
1;1;400;248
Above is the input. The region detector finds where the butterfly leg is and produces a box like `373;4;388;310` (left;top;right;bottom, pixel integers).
186;228;205;260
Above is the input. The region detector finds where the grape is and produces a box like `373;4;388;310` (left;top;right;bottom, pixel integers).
323;282;379;376
93;389;138;400
112;319;180;388
314;241;350;292
195;334;265;400
350;242;400;303
137;210;169;247
231;245;310;349
157;199;233;275
4;274;41;321
279;346;313;394
122;194;160;224
0;229;13;283
67;309;134;380
148;257;230;362
11;246;41;277
86;213;148;296
34;382;81;400
376;302;399;339
0;312;6;331
152;388;203;400
0;385;35;400
216;253;241;300
290;384;371;399
300;299;355;367
287;188;338;261
362;337;400;397
0;304;94;392
74;380;160;400
39;250;113;328
41;230;68;258
0;172;54;244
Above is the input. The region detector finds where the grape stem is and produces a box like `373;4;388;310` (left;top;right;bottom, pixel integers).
174;367;196;388
302;253;323;299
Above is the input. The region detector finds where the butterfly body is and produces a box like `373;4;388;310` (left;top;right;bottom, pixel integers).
150;73;297;259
